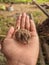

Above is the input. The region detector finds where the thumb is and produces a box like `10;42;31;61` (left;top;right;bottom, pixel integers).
1;27;14;52
6;26;14;38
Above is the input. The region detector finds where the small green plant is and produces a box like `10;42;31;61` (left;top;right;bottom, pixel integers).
37;0;49;3
0;0;32;3
0;5;6;10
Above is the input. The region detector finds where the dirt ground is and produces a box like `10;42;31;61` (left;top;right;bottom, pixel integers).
0;3;47;24
0;3;46;16
0;3;49;65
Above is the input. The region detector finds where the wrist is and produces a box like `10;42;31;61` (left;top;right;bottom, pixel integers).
6;58;37;65
7;60;26;65
7;61;35;65
7;60;15;65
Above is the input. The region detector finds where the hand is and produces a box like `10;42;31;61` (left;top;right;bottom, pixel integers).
1;13;39;65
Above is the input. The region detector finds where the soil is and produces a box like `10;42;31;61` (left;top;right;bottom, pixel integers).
0;3;38;16
0;3;49;65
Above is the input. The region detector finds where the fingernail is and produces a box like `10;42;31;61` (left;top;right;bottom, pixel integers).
22;13;26;16
20;14;22;16
18;14;22;20
27;15;29;18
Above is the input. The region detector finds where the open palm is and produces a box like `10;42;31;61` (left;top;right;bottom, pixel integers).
1;13;39;65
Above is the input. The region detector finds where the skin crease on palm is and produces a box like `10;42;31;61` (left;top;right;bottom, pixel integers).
1;13;39;65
